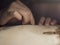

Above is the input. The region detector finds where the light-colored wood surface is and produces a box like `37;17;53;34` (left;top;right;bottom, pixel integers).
0;25;60;45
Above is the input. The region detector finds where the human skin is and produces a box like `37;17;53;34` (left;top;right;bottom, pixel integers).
0;0;35;26
20;0;58;25
0;0;58;26
31;3;59;25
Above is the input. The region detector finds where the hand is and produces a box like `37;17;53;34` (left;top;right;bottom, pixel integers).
0;1;35;26
11;10;35;25
38;17;57;26
0;10;35;25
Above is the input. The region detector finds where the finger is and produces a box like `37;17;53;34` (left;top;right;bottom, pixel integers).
50;19;57;26
0;11;22;25
45;17;51;26
18;10;30;24
38;17;45;25
30;14;35;25
13;11;22;20
0;16;13;25
0;13;14;25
